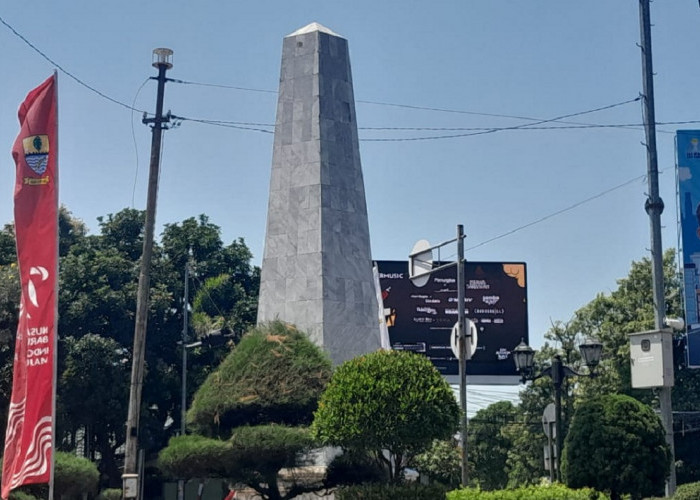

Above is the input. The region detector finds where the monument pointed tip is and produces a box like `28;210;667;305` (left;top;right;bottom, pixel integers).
287;22;343;38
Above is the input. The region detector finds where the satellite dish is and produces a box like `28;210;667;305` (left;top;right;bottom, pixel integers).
450;319;478;360
409;239;433;287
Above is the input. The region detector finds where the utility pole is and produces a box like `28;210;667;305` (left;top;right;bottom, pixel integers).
456;224;468;486
408;225;468;486
123;48;173;499
178;261;189;500
637;2;676;495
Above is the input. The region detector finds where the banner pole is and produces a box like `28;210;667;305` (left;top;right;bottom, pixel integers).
47;69;58;500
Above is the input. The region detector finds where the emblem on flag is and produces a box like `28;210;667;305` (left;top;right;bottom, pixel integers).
22;135;49;175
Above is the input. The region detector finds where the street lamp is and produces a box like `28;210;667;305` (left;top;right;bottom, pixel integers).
512;337;603;482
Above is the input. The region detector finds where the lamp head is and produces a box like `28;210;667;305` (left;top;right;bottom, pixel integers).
152;48;173;69
578;337;603;371
512;338;535;379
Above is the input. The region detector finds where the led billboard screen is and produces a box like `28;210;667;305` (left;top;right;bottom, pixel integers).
376;261;528;384
677;130;700;368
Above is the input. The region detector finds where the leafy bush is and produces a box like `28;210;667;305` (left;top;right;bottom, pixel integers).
188;320;332;437
562;394;668;500
2;452;98;499
337;483;448;499
96;489;123;500
159;434;233;479
9;492;37;500
675;481;700;500
53;451;99;497
326;450;385;486
447;483;609;499
312;349;460;482
226;424;315;475
411;439;461;487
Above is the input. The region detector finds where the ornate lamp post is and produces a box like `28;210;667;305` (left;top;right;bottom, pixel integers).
512;337;603;481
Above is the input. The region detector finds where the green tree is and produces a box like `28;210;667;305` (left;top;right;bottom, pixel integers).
59;334;129;487
9;452;99;500
58;206;87;258
562;393;669;500
411;439;461;487
512;250;700;487
502;418;544;488
53;451;100;499
569;249;681;397
161;321;332;500
467;401;518;490
0;207;261;490
505;321;586;487
311;349;460;483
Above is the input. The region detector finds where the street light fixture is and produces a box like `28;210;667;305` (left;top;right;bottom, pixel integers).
512;337;603;482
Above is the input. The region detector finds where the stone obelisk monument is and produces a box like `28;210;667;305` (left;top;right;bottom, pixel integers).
257;23;380;365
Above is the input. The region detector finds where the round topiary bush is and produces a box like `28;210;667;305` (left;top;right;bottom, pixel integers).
96;489;123;500
187;320;332;438
562;393;668;500
9;492;38;500
312;349;460;482
675;481;700;500
53;451;99;498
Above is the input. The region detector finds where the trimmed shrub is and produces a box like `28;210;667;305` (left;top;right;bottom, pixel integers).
326;451;385;486
411;439;461;487
563;394;668;500
447;484;609;500
96;489;123;500
53;451;99;497
312;349;459;482
337;483;448;499
675;481;700;500
159;434;233;479
2;453;98;499
9;492;38;500
188;320;332;437
226;424;315;476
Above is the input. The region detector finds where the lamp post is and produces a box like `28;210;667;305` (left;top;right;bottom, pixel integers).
177;261;190;500
408;225;469;486
124;48;173;499
512;338;602;482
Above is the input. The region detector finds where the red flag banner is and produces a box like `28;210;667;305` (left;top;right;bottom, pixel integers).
2;74;58;498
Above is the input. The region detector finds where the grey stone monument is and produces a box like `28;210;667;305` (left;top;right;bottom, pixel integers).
257;22;381;365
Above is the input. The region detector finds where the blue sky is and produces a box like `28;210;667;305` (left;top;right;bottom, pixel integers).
1;2;699;407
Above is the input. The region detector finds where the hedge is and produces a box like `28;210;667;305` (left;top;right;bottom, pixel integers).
336;483;448;499
96;489;123;500
447;484;609;500
675;481;700;500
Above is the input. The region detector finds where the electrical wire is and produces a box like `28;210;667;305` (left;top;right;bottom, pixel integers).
0;14;148;114
361;97;641;142
190;272;228;321
0;17;677;139
170;115;274;134
466;173;651;251
130;79;150;208
169;78;647;130
171;98;646;141
168;78;277;94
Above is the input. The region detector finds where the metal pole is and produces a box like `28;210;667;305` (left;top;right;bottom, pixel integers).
178;263;189;500
124;58;171;488
456;224;468;486
547;422;555;482
638;1;676;494
552;356;563;482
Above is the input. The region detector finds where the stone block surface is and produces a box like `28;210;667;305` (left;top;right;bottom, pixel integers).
257;23;380;365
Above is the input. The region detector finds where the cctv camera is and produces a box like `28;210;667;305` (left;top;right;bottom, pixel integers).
663;317;685;332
